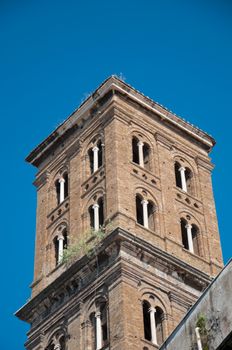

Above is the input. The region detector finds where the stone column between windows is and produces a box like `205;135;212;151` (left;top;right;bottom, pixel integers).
149;307;158;346
95;310;102;350
137;141;144;167
179;166;187;192
54;340;61;350
92;203;100;231
57;234;64;263
186;223;194;253
141;199;149;229
93;146;99;173
59;177;65;203
195;327;203;350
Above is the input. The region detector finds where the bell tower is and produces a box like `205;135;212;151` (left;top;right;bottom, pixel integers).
16;76;223;350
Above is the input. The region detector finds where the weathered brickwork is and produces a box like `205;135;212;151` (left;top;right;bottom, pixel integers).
16;76;223;350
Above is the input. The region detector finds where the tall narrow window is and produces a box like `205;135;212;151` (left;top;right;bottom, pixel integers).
132;137;151;169
143;301;164;345
55;179;60;205
54;227;68;266
175;162;193;194
148;201;155;231
186;168;193;194
89;206;95;229
59;336;65;350
180;219;199;254
89;140;103;175
143;143;151;171
55;173;69;206
155;307;164;345
181;218;188;250
64;172;69;199
100;303;108;347
91;303;108;350
192;224;200;256
132;137;139;164
97;140;103;168
98;197;104;227
136;195;155;231
175;162;182;189
143;301;151;341
136;195;144;225
54;236;59;266
89;197;104;231
88;148;94;174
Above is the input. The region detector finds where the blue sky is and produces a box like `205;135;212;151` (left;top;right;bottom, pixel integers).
1;1;232;349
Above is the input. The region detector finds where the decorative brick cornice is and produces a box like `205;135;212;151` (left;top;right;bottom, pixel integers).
65;139;80;159
15;227;211;330
26;77;215;168
154;132;174;150
33;170;50;189
195;156;214;172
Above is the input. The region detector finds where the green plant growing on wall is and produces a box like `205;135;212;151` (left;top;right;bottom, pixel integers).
196;313;209;350
62;224;111;265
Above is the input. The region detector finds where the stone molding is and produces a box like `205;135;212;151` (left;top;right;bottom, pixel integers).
16;228;211;330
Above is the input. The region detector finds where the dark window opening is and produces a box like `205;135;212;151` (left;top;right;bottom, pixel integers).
89;206;95;229
175;162;182;189
185;167;193;195
98;197;104;227
192;224;200;256
63;229;68;250
143;301;151;341
148;201;155;231
132;137;139;164
90;313;96;350
54;236;59;265
155;307;164;345
60;336;65;350
136;195;143;225
181;219;189;250
88;148;94;174
97;140;103;168
101;303;108;344
55;179;60;205
143;143;151;171
64;173;68;199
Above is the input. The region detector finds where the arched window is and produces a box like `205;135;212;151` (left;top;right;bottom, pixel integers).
180;219;200;255
136;194;144;226
132;137;139;164
136;194;155;231
192;224;200;256
63;172;68;199
148;201;155;231
143;301;151;341
174;162;182;189
100;303;108;347
55;172;69;205
142;301;165;346
89;197;104;231
54;227;68;265
88;140;103;175
174;162;193;194
132;137;151;170
185;167;193;194
155;307;164;345
143;142;151;171
45;333;66;350
90;302;108;350
180;218;189;250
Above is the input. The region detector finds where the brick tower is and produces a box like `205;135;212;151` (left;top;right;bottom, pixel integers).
16;76;223;350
